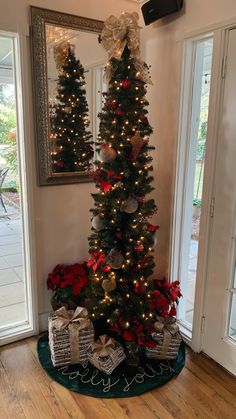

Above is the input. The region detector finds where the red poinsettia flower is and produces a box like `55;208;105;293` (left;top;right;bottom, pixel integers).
71;282;82;296
156;294;169;309
169;305;177;316
70;263;87;276
47;273;60;290
59;273;74;288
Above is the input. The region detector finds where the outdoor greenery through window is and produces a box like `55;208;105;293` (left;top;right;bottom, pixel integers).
181;38;213;328
0;35;26;329
0;83;19;196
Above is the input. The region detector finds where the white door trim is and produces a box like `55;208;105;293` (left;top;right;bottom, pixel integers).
169;29;224;351
0;30;38;345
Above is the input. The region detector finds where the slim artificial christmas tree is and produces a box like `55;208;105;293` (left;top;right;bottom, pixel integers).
51;45;93;172
87;13;181;353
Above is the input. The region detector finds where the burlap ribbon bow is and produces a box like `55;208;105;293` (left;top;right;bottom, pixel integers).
153;316;179;358
101;12;152;84
91;335;116;365
53;306;90;363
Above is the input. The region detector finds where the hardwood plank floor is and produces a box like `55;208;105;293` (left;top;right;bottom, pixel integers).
0;337;235;419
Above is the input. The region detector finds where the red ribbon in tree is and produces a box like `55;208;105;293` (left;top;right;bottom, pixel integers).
87;251;106;272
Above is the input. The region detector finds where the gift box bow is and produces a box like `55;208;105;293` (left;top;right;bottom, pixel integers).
101;13;152;85
92;334;116;358
53;306;90;331
153;316;179;336
152;316;180;358
52;306;91;364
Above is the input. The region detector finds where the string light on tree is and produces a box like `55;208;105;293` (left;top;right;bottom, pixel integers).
85;12;181;356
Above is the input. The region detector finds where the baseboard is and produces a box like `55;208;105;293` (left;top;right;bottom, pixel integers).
39;311;50;332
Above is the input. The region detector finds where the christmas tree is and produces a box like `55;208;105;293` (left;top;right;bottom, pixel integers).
51;45;93;172
87;13;180;349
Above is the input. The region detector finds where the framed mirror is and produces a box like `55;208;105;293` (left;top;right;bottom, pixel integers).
30;7;105;185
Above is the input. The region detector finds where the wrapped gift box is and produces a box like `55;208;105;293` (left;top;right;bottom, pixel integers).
145;316;182;360
89;335;126;375
48;306;94;367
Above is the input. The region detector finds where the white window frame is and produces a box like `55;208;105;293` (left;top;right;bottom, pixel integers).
0;30;38;345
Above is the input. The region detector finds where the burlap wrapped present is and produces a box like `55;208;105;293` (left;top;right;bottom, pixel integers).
145;316;182;360
89;335;126;375
48;306;94;367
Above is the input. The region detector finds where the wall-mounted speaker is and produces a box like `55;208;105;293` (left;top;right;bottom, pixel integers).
141;0;183;25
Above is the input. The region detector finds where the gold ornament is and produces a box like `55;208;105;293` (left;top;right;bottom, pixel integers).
102;278;116;292
99;144;117;162
64;106;72;114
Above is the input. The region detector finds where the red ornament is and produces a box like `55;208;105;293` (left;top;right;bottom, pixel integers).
115;231;123;240
55;160;64;168
123;331;135;342
136;196;145;203
134;282;146;294
134;244;144;252
115;108;125;117
102;265;111;273
140;115;149;125
147;224;159;231
121;79;131;89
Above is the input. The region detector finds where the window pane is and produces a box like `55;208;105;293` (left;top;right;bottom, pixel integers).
179;38;213;328
229;293;236;341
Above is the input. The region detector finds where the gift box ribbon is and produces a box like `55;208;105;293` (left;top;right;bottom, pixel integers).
153;316;179;358
53;306;90;364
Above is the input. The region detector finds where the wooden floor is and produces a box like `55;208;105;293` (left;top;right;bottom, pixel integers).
0;337;235;419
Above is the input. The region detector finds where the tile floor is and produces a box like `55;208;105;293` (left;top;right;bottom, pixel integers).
0;202;26;329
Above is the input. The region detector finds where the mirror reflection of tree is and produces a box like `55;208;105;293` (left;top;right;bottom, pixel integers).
50;45;93;173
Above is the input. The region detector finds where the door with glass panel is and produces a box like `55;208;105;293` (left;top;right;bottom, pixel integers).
0;31;36;344
203;28;236;375
172;36;214;336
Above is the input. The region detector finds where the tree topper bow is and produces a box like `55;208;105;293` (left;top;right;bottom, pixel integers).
101;12;152;85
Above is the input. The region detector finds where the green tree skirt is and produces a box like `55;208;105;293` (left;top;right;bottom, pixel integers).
37;335;185;398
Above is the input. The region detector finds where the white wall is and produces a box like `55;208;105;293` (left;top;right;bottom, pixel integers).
140;0;236;277
0;0;138;330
